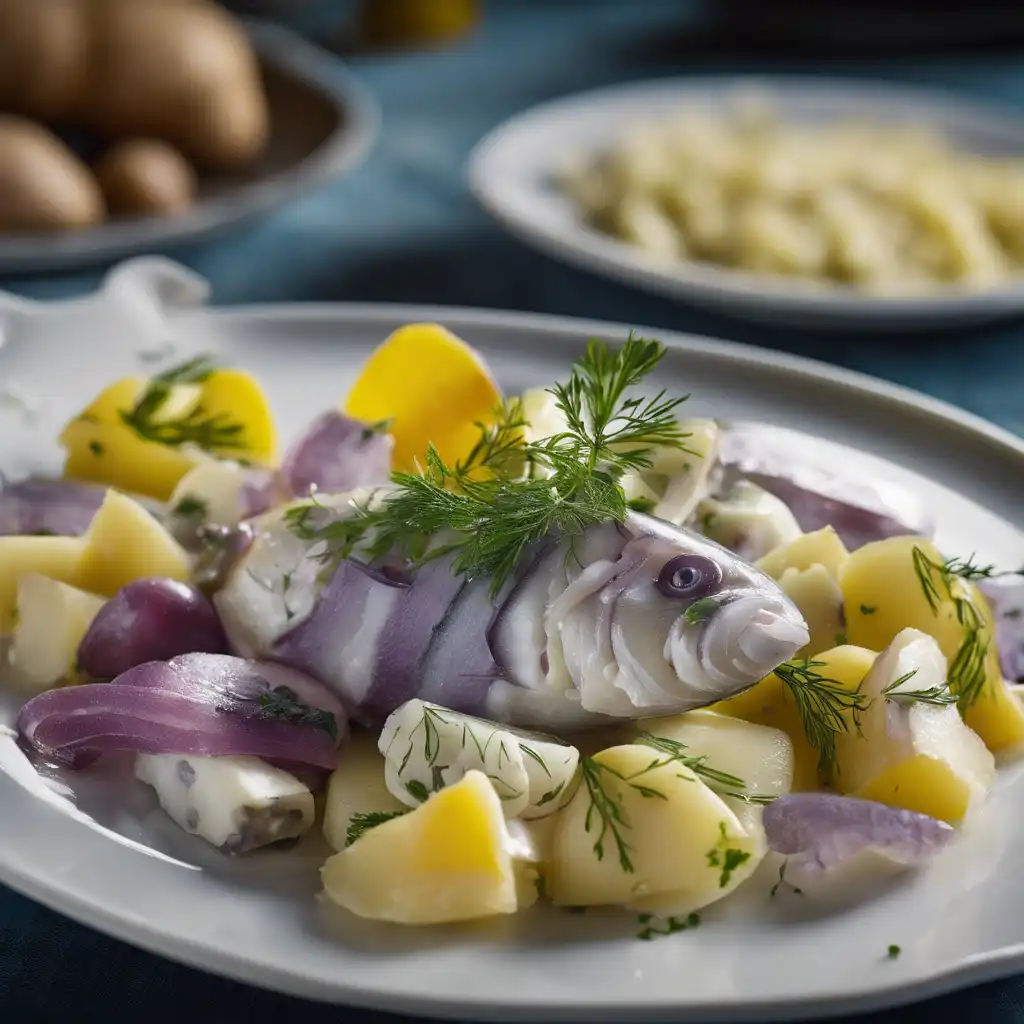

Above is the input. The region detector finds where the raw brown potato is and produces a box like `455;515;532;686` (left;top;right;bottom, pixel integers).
0;0;88;122
0;116;105;232
95;139;197;217
86;0;270;172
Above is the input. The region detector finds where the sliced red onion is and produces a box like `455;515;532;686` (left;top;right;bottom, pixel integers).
763;793;954;874
979;576;1024;681
280;412;393;499
77;577;228;680
717;423;934;551
0;477;162;537
17;654;346;770
239;467;289;519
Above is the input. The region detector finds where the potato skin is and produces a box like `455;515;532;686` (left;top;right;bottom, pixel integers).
95;139;197;216
0;0;88;122
0;116;105;232
85;0;270;172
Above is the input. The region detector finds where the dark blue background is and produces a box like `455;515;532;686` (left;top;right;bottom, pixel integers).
3;2;1024;1021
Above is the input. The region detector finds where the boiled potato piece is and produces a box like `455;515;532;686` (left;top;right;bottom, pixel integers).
8;574;105;690
75;490;190;595
321;770;518;925
547;744;756;911
94;138;197;216
167;456;249;527
777;564;846;658
322;732;406;854
841;535;1024;754
345;323;503;474
712;644;876;791
0;536;85;634
757;526;850;581
834;628;995;823
62;419;197;502
627;711;792;915
0;115;104;232
62;366;278;500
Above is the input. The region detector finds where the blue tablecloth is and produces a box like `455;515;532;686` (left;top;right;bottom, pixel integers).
3;2;1024;1021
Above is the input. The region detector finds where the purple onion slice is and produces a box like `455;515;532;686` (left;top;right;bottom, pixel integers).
763;792;954;874
979;576;1024;682
17;654;347;770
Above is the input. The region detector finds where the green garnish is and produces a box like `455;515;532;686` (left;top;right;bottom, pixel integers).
911;547;993;711
285;336;693;596
683;596;722;626
883;668;958;708
249;684;338;741
626;496;656;513
119;355;247;452
887;944;901;959
706;821;751;888
834;632;848;646
860;604;876;615
769;860;803;898
345;810;409;846
405;779;430;803
171;495;209;520
634;732;771;804
88;440;105;457
636;911;700;941
362;418;394;441
774;659;871;774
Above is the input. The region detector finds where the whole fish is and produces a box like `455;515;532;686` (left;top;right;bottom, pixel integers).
215;492;809;731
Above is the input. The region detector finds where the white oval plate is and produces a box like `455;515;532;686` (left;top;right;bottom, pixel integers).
468;75;1024;332
2;259;1024;1022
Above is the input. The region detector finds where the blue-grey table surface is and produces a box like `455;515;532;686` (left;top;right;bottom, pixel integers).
3;2;1024;1022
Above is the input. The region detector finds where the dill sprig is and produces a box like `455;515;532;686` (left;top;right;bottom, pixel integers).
285;335;692;595
882;668;959;708
911;546;993;712
345;809;409;847
119;354;247;452
775;660;871;774
634;732;772;804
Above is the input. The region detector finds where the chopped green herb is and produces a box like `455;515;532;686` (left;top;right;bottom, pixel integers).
345;809;409;846
250;684;338;741
405;779;430;803
626;496;656;514
171;495;208;520
362;418;394;441
684;596;722;626
911;546;992;711
769;861;803;898
834;632;848;646
887;944;901;960
88;440;104;456
119;354;247;452
637;911;700;940
285;335;694;596
859;604;876;615
1005;608;1023;621
775;659;871;774
883;668;958;707
706;822;751;888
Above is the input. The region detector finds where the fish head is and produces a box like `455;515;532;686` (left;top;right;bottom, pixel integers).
556;514;809;717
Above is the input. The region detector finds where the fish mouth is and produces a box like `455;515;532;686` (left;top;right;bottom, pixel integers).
688;594;809;687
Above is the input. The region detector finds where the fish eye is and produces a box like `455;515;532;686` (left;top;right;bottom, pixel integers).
656;554;723;599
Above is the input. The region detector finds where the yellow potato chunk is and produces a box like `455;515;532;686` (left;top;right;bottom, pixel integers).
61;367;278;501
8;575;106;691
344;323;503;473
777;564;846;658
547;744;756;910
757;526;850;580
712;645;876;791
0;536;86;635
75;490;191;596
321;770;518;924
322;732;405;854
840;535;1024;754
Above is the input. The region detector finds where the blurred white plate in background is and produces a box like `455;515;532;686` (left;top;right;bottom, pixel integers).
468;76;1024;331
